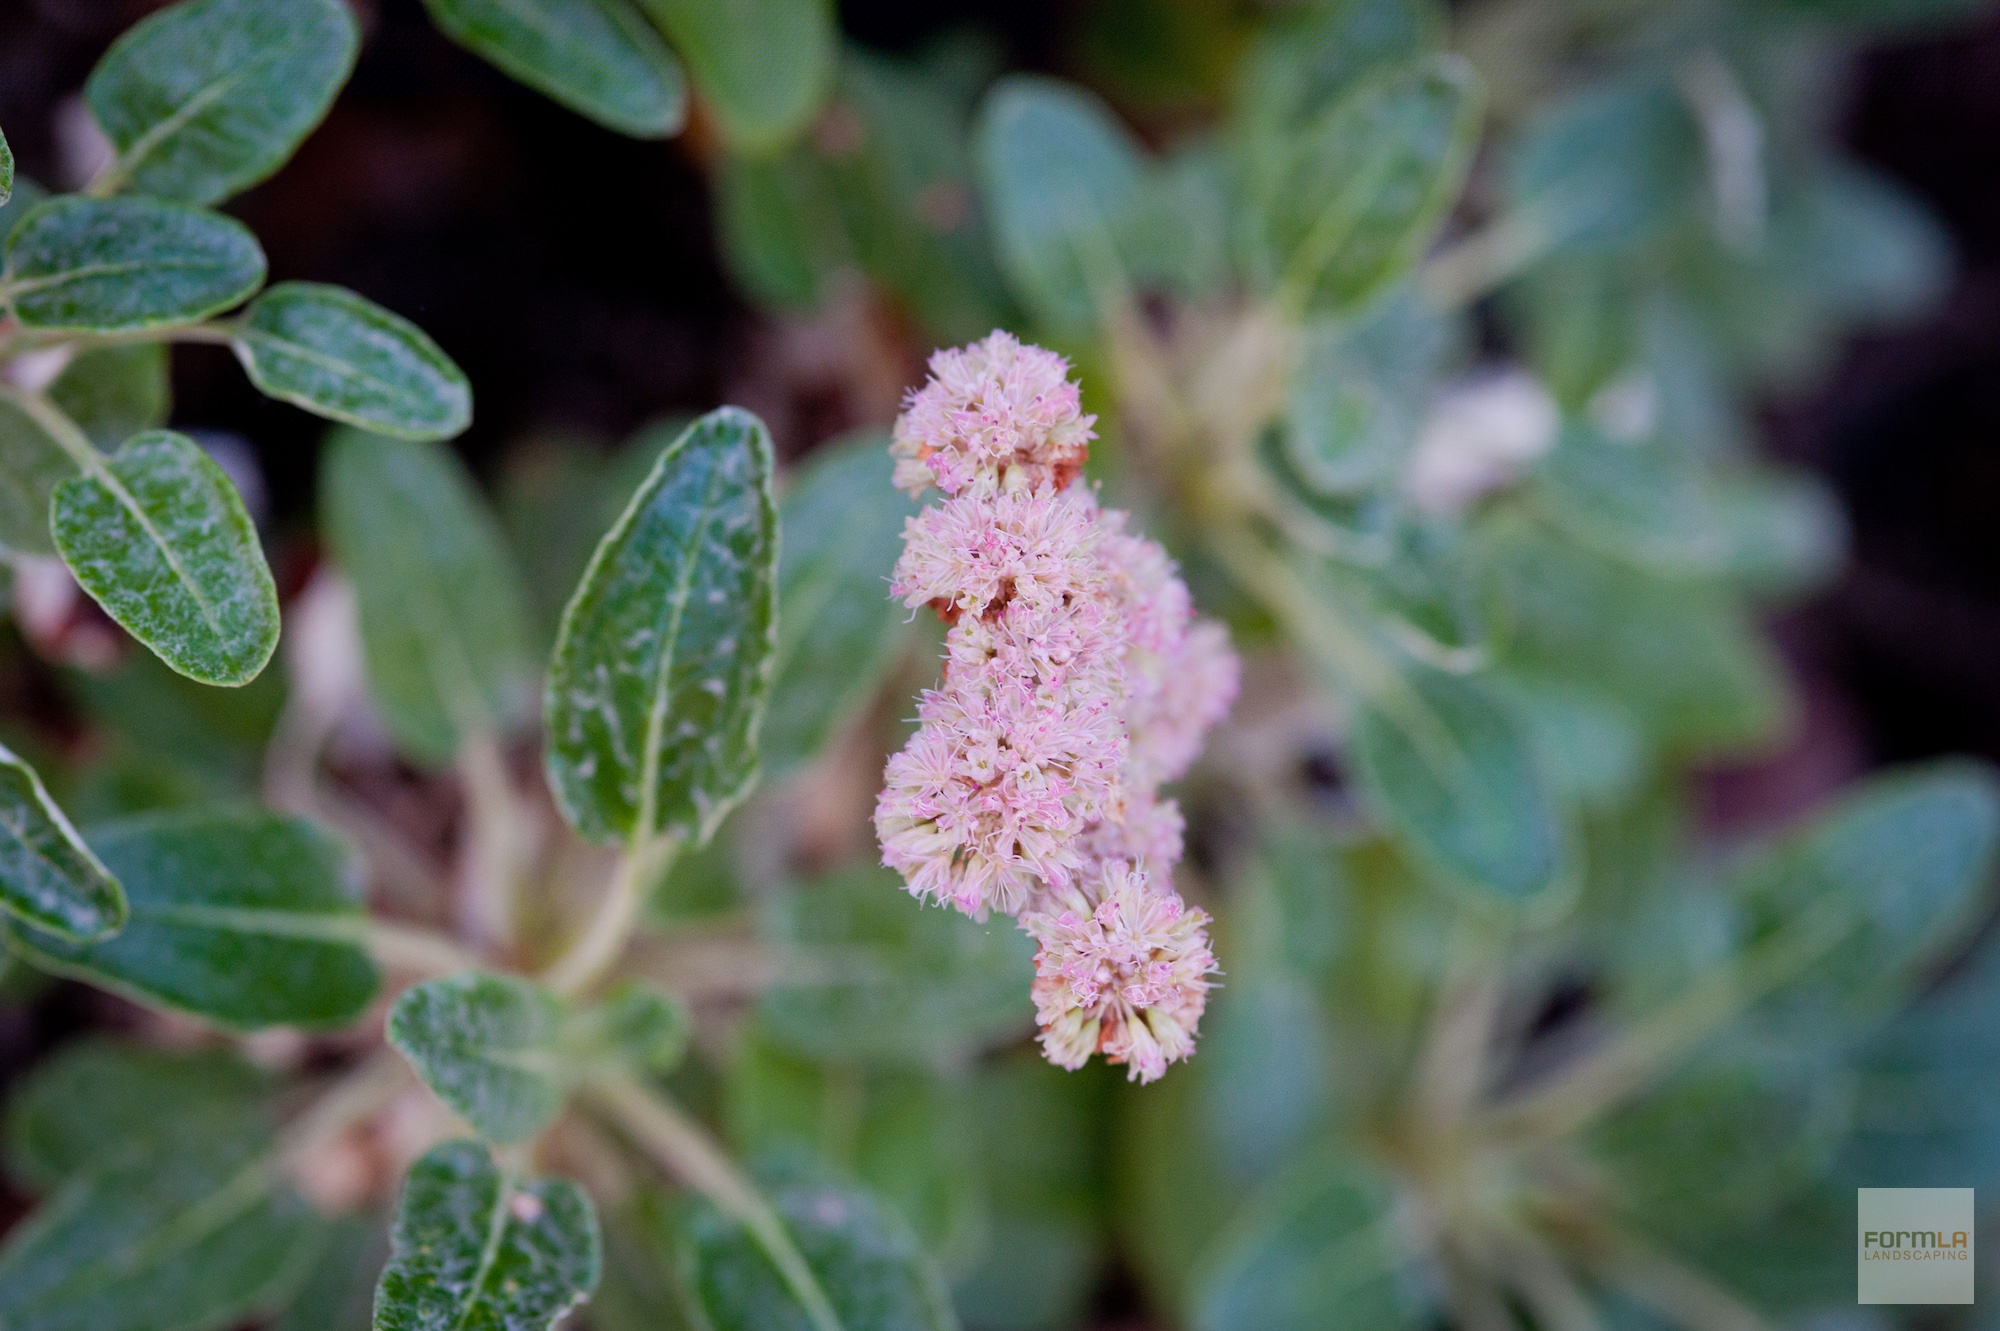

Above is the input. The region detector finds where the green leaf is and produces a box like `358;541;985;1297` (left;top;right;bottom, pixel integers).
1233;0;1440;134
51;429;280;686
544;407;779;845
590;1191;697;1331
1253;53;1478;314
1502;81;1701;259
0;174;45;244
1282;289;1458;497
0;126;12;207
49;344;172;448
84;0;358;205
0;394;75;556
321;428;532;760
4;1037;269;1191
1532;424;1732;572
1193;1153;1423;1331
1348;662;1566;903
757;863;1034;1064
420;0;686;138
638;0;835;152
236;283;471;441
977;76;1146;332
765;433;916;777
4;196;264;332
678;1154;956;1331
274;1213;388;1331
374;1139;600;1331
0;1132;320;1331
2;808;379;1030
0;741;125;943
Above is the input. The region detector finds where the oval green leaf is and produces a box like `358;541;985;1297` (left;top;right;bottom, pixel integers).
84;0;359;205
2;808;378;1030
389;971;568;1145
544;407;779;845
321;428;532;760
0;741;125;942
374;1139;600;1331
3;196;265;332
420;0;687;138
638;0;834;152
236;283;471;441
51;429;279;686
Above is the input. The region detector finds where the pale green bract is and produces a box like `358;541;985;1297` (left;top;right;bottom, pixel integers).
0;741;126;942
236;284;472;442
3;196;265;333
374;1139;601;1331
50;430;280;687
544;407;779;845
83;0;359;205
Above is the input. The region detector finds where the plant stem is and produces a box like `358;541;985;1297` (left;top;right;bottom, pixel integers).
276;1050;412;1172
455;729;526;950
542;833;676;996
0;381;102;475
366;918;485;977
586;1075;845;1331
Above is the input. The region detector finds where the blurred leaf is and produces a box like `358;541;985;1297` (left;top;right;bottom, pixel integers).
0;1131;320;1331
978;76;1146;332
389;971;688;1144
1532;424;1733;572
1234;0;1441;134
0;126;10;206
758;863;1034;1064
1193;1152;1423;1331
765;433;916;777
3;808;378;1030
1624;1175;1855;1318
677;1153;957;1331
1283;289;1457;497
1197;977;1335;1187
718;146;845;309
1127;138;1234;302
0;393;72;554
273;1213;386;1331
85;0;358;205
321;428;532;760
0;740;125;943
4;197;264;332
4;1037;270;1191
1497;672;1648;810
420;0;686;138
639;0;835;152
590;1190;695;1331
544;408;779;845
1503;81;1701;258
0;174;45;243
51;429;279;686
1252;55;1479;314
1348;661;1566;903
1772;159;1950;328
374;1139;600;1331
1710;467;1846;597
236;284;471;441
49;344;170;449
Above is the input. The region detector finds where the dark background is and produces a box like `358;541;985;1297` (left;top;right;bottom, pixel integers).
1;0;1998;792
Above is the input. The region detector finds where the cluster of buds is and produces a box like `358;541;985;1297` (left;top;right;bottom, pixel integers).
874;332;1238;1082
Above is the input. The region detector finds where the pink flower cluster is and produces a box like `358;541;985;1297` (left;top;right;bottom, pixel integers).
874;331;1237;1083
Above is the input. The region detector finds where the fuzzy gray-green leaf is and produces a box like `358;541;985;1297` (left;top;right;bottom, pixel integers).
0;394;75;556
420;0;686;138
321;428;532;760
0;127;12;207
0;741;125;943
764;433;916;777
2;808;378;1030
389;971;569;1145
544;407;779;845
51;429;279;686
237;283;471;441
374;1139;600;1331
84;0;358;205
49;344;172;449
637;0;834;151
4;196;264;332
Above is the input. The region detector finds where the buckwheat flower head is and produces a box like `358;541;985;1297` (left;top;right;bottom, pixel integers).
890;330;1096;497
1025;860;1217;1084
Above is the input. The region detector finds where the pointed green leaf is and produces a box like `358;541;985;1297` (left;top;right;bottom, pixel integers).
0;1132;319;1331
678;1154;955;1331
1253;54;1480;313
765;433;916;777
49;344;171;448
236;283;471;441
321;428;531;760
84;0;358;206
5;1037;270;1190
3;196;265;332
544;407;779;845
1348;662;1565;902
638;0;834;151
374;1139;600;1331
2;808;378;1030
0;395;76;555
420;0;686;138
0;741;125;943
51;429;279;686
977;76;1146;332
